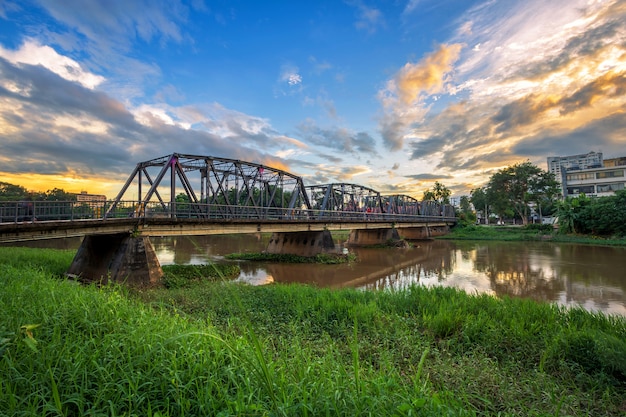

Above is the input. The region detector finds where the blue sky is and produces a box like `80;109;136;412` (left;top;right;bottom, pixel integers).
1;0;625;199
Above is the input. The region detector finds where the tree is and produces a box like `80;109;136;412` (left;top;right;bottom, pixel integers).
470;187;489;224
422;181;451;204
485;161;559;225
558;191;626;236
0;182;29;201
34;188;77;201
457;195;476;225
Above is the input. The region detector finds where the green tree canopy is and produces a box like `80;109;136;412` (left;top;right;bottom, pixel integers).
0;182;29;201
470;187;489;223
485;161;559;225
422;181;451;204
457;195;476;225
557;191;626;236
33;188;77;201
0;182;77;202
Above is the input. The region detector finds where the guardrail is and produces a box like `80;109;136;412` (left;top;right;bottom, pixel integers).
0;200;457;224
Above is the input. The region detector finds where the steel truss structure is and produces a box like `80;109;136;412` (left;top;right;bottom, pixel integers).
383;194;421;215
306;183;385;215
106;153;311;218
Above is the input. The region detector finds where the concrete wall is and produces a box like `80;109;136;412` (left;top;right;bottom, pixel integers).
348;228;401;246
265;230;337;256
397;226;430;239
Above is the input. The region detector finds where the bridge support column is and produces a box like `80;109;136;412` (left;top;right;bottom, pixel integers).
397;224;450;240
397;225;431;240
266;230;336;256
348;228;401;246
67;233;163;287
428;224;450;237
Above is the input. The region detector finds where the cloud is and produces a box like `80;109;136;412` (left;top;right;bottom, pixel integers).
35;0;192;48
405;173;453;180
399;0;626;188
0;1;20;19
307;164;371;184
377;43;462;151
0;57;300;194
1;0;202;103
297;121;379;157
0;40;105;89
403;0;421;15
280;65;302;86
308;56;332;75
350;2;384;33
395;44;463;105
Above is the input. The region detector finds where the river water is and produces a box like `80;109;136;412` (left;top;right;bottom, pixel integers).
12;235;626;317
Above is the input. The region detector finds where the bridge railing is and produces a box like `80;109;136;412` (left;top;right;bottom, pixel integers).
0;200;457;224
0;200;104;223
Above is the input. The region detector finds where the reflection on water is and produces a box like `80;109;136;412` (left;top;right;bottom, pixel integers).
152;235;626;317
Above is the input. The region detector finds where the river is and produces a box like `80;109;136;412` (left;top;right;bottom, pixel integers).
11;235;626;317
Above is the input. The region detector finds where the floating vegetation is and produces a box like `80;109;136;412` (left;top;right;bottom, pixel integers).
225;252;357;264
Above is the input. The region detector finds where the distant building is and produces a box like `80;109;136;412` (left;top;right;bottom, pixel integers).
75;191;106;208
564;166;626;197
547;151;603;195
548;152;626;198
603;156;626;167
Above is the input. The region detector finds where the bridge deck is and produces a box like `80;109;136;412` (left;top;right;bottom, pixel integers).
0;216;454;243
0;199;456;243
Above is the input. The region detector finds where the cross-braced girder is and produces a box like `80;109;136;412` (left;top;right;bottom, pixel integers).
383;194;421;215
306;183;384;214
105;153;311;218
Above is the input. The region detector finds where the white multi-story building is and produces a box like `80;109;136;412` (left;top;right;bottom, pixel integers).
547;151;603;180
548;152;626;198
547;152;604;196
564;166;626;197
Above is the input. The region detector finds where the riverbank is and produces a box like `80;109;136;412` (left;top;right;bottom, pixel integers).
1;247;625;416
440;224;626;246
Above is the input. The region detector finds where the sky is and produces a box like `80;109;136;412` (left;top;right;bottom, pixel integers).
0;0;625;201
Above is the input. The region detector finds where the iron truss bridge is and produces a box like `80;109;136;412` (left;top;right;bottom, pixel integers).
0;153;456;238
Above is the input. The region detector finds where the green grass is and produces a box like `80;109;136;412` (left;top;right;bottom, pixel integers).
161;263;240;288
1;246;625;416
225;252;357;264
443;224;626;246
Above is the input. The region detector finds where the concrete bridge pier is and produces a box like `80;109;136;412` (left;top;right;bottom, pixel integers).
396;224;451;240
66;233;163;287
428;224;450;237
265;230;337;256
348;228;401;246
397;225;431;240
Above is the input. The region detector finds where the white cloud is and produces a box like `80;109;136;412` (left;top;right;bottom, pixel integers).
280;65;302;86
0;40;105;89
353;3;384;33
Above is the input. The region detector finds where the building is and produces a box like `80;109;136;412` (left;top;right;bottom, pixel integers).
75;191;106;208
547;151;603;177
547;151;603;196
603;156;626;167
564;166;626;197
549;152;626;198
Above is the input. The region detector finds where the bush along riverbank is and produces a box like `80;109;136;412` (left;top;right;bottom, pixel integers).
225;251;357;264
441;223;626;246
1;246;626;416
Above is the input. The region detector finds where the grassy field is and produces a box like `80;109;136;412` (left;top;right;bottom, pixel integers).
441;223;626;246
1;246;625;416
